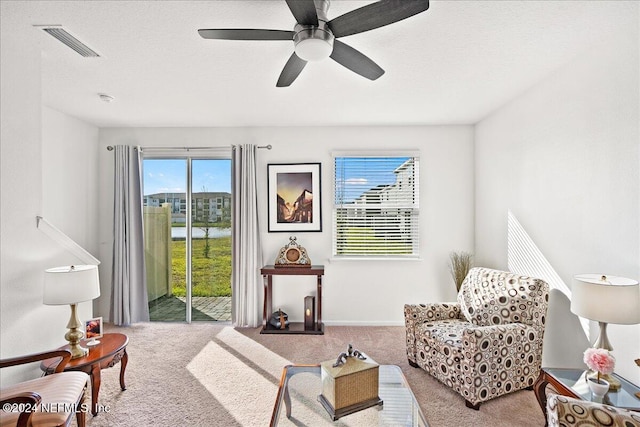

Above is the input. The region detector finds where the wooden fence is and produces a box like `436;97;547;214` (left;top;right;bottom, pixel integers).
144;204;172;302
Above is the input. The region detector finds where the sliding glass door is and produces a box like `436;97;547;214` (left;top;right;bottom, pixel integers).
142;156;231;322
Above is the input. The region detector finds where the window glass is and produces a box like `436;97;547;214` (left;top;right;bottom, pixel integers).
333;155;419;258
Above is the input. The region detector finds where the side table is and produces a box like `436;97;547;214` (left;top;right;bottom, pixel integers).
41;332;128;416
534;367;640;425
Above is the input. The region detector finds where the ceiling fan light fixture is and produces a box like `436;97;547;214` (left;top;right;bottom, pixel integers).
293;23;334;62
295;38;333;61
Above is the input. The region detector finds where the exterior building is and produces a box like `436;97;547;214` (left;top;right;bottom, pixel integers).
340;158;418;252
144;192;231;223
350;158;416;216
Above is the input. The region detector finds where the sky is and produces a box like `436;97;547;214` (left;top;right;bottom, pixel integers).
143;159;231;195
335;157;410;203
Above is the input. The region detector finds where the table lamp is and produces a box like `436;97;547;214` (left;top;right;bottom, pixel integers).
571;274;640;389
43;265;100;359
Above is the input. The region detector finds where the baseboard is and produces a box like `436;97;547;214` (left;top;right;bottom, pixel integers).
322;320;405;327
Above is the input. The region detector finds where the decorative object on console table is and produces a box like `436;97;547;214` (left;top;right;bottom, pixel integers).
274;236;312;268
43;265;101;359
319;344;382;421
85;316;103;347
571;274;640;390
267;163;322;232
270;309;289;330
304;296;315;331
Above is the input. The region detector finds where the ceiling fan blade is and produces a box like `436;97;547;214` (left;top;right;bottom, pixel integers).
285;0;318;26
330;40;384;81
198;29;294;41
276;53;308;87
328;0;429;38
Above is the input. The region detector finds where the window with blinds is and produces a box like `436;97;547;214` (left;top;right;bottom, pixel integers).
333;154;419;258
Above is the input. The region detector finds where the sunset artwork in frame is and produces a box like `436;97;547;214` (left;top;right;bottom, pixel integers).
267;163;322;232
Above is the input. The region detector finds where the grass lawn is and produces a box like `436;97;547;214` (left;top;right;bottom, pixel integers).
171;236;231;297
336;227;413;255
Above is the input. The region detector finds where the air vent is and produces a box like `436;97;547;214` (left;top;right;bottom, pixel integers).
37;26;100;57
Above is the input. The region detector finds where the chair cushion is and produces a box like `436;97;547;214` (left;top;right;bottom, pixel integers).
457;267;548;327
417;319;465;356
1;371;88;427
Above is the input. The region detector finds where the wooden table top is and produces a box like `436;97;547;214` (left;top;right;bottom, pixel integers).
41;332;128;371
261;265;324;275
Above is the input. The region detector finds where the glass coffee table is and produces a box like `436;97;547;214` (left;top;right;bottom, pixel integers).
270;364;429;426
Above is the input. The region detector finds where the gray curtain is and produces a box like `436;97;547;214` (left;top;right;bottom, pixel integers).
111;145;149;325
231;144;263;327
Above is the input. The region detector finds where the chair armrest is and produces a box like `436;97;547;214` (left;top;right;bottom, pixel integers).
404;303;461;323
0;391;42;427
404;303;461;363
547;393;640;426
0;349;72;373
461;322;538;350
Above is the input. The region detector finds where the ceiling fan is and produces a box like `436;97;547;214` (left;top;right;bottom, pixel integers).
198;0;429;87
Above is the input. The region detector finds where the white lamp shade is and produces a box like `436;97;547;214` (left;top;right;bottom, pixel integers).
571;274;640;325
43;265;100;305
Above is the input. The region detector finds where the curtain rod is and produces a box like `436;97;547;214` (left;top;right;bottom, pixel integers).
106;145;272;151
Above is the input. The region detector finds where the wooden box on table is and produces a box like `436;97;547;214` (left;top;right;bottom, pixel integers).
319;353;381;420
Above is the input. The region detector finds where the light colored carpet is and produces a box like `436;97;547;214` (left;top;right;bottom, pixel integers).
85;322;545;426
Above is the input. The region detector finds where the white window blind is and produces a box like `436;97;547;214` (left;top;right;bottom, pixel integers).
333;155;419;258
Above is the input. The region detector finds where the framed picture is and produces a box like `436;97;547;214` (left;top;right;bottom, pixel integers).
268;163;322;232
85;317;103;343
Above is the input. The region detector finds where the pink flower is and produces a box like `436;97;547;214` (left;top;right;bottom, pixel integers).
583;348;615;381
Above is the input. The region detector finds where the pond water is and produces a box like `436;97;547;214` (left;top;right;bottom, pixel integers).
171;227;231;239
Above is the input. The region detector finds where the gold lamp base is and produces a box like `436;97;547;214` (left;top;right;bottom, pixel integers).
65;303;88;359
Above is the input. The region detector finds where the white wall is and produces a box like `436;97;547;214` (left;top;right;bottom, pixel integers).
0;3;99;384
97;126;474;324
475;4;639;383
42;107;100;254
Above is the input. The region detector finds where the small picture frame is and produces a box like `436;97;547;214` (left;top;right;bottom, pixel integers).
267;163;322;232
85;317;103;346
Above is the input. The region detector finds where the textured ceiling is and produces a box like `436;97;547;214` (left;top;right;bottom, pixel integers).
8;1;633;127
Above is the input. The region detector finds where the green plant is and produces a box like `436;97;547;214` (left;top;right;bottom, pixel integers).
448;251;473;292
195;186;211;259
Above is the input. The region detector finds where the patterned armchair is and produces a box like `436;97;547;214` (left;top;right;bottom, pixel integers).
404;267;549;409
547;394;640;427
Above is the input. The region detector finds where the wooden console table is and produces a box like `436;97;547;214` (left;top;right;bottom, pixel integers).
260;265;324;335
41;333;128;416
